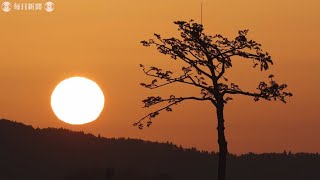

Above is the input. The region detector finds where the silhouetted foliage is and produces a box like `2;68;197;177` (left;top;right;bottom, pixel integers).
137;20;292;180
0;119;319;180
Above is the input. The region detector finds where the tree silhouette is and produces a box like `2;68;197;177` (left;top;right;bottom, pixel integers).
135;20;292;180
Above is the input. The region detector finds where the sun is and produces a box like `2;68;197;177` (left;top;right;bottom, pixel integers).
51;77;105;125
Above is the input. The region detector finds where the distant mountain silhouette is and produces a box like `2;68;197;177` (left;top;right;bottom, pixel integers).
0;119;319;180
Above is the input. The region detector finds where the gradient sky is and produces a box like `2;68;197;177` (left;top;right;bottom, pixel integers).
0;0;319;154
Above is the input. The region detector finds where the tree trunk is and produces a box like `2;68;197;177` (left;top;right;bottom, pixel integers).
216;103;228;180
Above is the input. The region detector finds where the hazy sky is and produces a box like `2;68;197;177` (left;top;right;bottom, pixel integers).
0;0;319;154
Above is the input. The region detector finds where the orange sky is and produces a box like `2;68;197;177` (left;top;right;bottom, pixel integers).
0;0;319;154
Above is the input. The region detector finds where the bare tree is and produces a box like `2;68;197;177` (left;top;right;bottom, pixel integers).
135;20;292;180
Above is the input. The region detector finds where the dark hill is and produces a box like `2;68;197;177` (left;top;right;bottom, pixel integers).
0;119;319;180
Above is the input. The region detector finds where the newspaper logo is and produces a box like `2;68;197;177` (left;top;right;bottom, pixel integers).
2;1;11;12
1;1;54;12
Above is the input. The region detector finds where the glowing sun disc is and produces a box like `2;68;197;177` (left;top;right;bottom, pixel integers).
51;77;105;125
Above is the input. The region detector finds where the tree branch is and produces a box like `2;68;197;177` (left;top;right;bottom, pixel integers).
140;65;211;91
223;76;293;103
134;96;213;129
